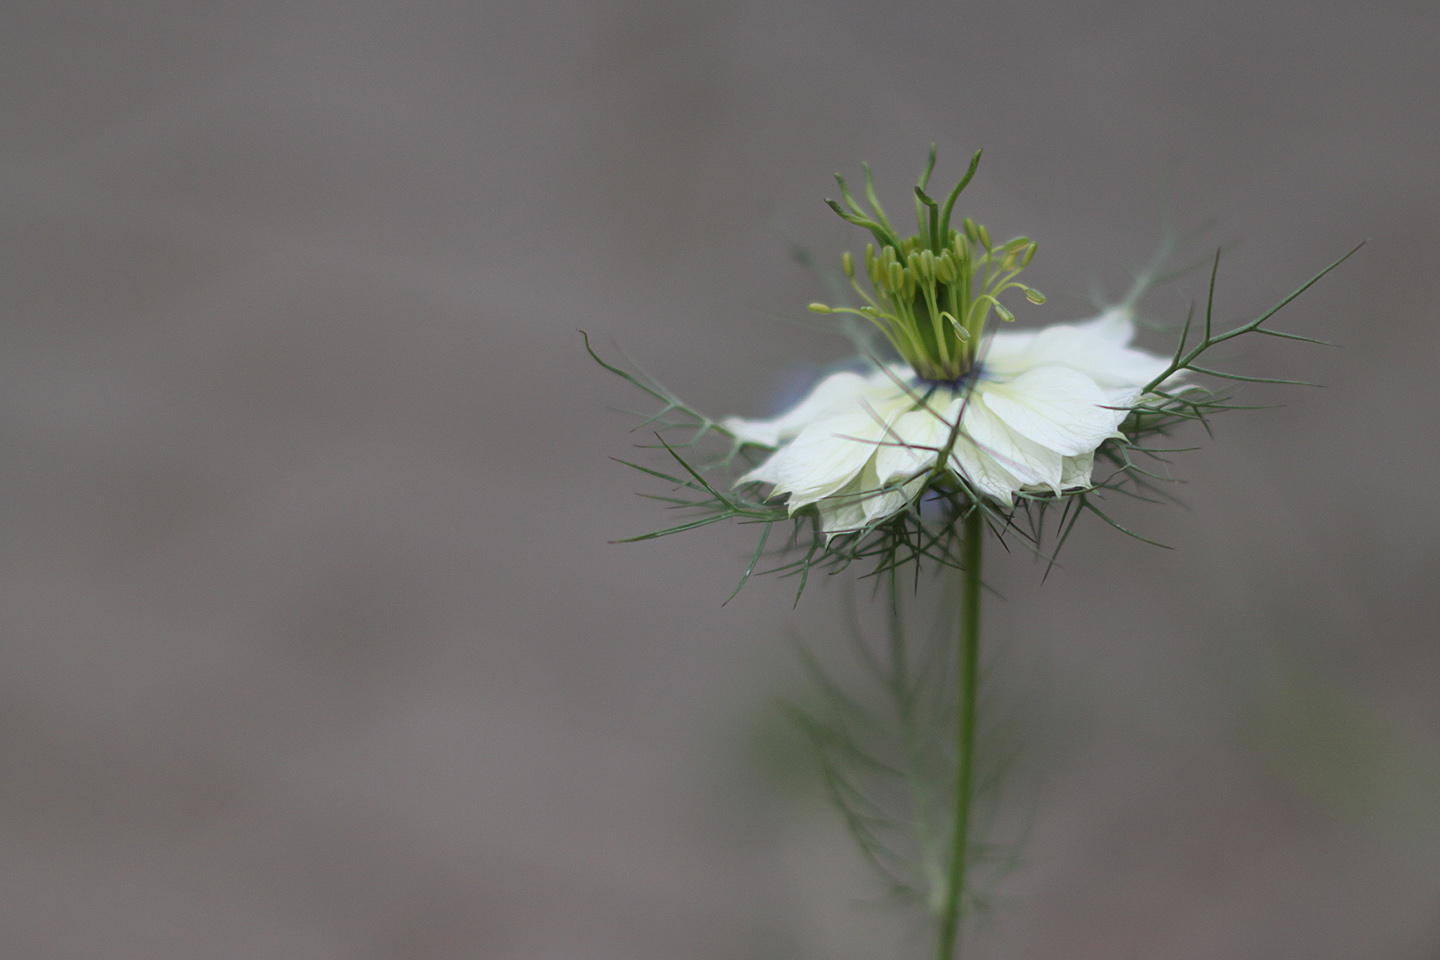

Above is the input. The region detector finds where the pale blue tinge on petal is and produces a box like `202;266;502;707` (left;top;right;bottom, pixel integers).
724;370;875;448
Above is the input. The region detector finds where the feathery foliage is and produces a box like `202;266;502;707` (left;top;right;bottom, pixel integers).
783;570;1030;924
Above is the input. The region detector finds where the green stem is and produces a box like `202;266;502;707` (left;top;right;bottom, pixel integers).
936;509;983;960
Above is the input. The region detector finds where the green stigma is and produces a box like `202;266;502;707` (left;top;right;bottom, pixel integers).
811;146;1046;382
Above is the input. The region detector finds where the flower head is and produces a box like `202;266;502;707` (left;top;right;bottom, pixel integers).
726;306;1172;533
724;150;1173;534
590;145;1356;594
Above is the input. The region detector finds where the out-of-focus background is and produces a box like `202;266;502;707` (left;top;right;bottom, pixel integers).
2;1;1437;957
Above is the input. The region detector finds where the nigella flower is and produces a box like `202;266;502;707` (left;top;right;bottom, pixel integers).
725;306;1173;534
712;149;1179;535
591;145;1355;578
591;146;1355;960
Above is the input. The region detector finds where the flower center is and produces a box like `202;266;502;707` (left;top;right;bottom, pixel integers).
911;362;986;396
808;148;1046;383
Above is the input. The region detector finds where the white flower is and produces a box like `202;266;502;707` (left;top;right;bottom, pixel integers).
724;308;1173;534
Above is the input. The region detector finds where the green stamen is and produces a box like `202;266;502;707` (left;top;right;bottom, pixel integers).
818;148;1045;382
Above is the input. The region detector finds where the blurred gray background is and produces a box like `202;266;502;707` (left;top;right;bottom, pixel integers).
2;1;1437;957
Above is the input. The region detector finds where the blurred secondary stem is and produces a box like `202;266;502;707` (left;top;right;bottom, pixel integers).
936;509;983;960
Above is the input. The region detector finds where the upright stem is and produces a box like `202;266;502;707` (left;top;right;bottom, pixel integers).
936;509;983;960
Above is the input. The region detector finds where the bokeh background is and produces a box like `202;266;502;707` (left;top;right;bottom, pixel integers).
3;1;1438;957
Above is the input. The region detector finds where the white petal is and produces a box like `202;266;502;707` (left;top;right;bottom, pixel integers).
948;440;1022;505
872;406;951;485
1099;385;1143;410
1060;451;1095;488
816;493;869;536
850;459;905;526
982;308;1170;391
743;408;891;509
814;469;873;535
980;366;1125;457
723;370;873;448
976;326;1040;374
812;459;924;535
959;398;1065;491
